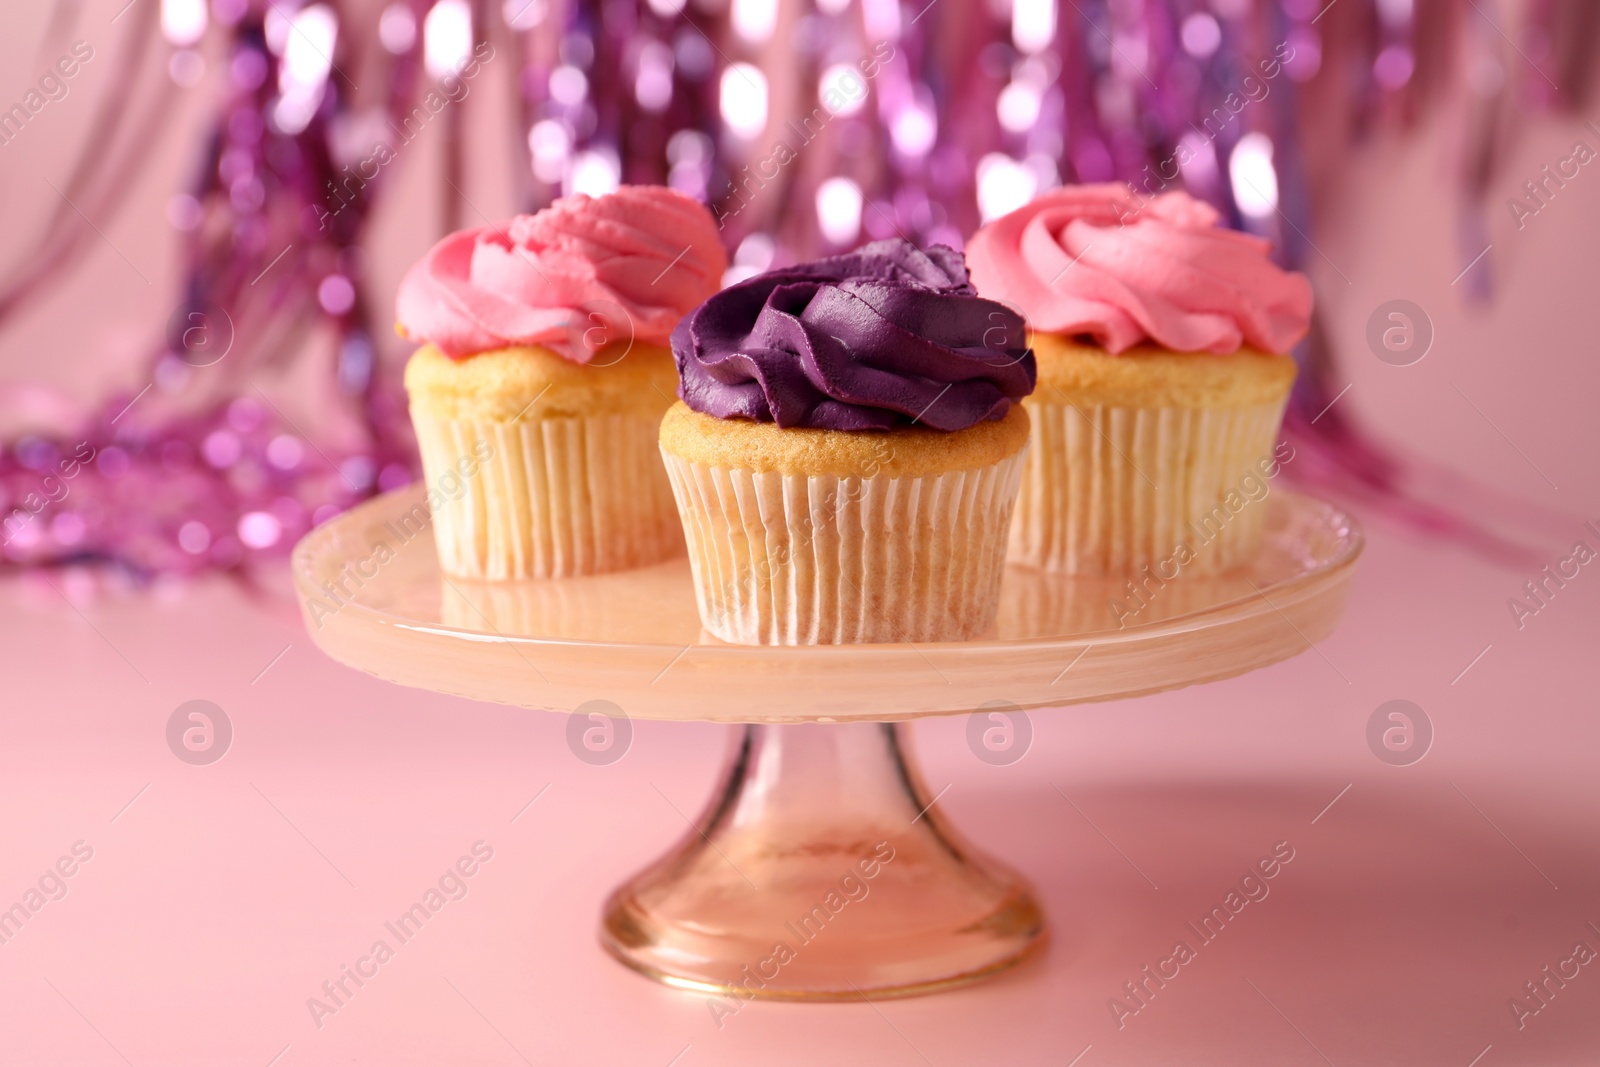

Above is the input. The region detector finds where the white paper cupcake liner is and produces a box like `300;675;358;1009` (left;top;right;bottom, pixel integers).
1009;398;1288;575
661;449;1026;645
413;410;682;579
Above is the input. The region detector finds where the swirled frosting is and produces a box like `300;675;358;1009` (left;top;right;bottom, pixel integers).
965;184;1312;355
397;185;727;361
672;240;1035;432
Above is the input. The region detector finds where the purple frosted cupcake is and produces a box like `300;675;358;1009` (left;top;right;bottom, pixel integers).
658;239;1036;645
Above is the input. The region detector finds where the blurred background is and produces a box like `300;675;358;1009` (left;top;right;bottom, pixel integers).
1;2;1598;1064
1;0;1596;575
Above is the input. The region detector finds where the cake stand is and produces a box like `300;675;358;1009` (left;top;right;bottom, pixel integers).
292;487;1360;1001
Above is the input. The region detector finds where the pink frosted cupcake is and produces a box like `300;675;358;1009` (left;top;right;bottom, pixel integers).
398;186;726;579
967;184;1312;575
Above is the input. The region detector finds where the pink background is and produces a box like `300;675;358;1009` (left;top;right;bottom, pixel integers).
4;518;1599;1065
3;1;1600;1063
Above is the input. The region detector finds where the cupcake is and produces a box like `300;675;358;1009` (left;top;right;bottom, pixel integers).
397;186;726;579
966;184;1311;575
661;239;1036;645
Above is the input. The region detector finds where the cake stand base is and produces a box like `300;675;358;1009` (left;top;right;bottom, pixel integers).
296;487;1361;1000
600;721;1045;1001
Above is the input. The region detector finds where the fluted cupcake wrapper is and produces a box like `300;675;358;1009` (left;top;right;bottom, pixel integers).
413;410;682;580
661;449;1027;645
1009;398;1289;575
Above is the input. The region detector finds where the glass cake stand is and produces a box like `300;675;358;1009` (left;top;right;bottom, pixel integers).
292;487;1361;1001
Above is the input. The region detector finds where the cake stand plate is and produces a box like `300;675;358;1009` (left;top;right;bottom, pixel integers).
293;487;1360;1000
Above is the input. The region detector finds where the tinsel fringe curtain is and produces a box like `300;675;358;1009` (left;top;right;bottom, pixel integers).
0;0;1592;579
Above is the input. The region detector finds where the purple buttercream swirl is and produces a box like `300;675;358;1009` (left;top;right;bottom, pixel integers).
671;239;1036;431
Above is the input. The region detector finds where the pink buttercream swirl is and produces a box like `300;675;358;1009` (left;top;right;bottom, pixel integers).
396;185;728;361
965;184;1312;355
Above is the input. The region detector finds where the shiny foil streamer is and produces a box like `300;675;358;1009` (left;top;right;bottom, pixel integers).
0;0;1590;578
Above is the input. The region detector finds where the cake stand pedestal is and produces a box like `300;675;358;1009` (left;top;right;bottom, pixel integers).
293;488;1360;1000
